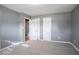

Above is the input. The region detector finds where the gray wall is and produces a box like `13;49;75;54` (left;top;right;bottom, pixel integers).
52;13;71;42
71;5;79;49
40;16;43;40
32;13;71;42
0;5;27;49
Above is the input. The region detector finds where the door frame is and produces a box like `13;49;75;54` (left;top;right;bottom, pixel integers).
23;17;30;42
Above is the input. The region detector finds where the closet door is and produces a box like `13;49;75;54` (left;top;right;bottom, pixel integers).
29;18;40;40
43;17;51;41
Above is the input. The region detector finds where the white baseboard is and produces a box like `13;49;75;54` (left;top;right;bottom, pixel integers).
69;42;79;52
0;42;23;52
0;45;14;51
50;40;70;44
39;39;70;44
37;39;79;52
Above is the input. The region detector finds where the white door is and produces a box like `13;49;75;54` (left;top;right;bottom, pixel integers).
43;17;51;41
29;18;40;40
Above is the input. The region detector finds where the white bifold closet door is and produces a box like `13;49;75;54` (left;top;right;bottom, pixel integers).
43;17;51;41
29;18;40;40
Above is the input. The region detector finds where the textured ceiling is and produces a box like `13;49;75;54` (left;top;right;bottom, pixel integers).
2;4;77;16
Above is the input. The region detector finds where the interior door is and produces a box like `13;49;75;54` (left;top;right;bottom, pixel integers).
29;18;40;40
43;17;51;41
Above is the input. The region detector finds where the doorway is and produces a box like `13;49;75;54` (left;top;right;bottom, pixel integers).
25;18;29;41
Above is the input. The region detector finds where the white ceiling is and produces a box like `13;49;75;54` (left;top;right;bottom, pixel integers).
2;4;77;16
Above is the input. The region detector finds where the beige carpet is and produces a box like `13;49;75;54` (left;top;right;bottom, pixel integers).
0;40;79;55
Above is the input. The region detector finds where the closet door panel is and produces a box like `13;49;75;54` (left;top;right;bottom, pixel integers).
29;18;40;40
43;17;51;41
